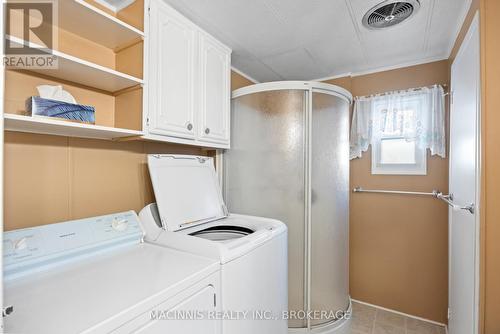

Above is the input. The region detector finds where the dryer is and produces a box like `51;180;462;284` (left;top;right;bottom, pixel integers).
3;211;221;334
139;154;288;334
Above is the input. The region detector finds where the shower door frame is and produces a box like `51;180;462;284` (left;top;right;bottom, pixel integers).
223;81;352;331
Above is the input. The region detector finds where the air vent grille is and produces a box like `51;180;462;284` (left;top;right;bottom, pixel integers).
362;0;420;29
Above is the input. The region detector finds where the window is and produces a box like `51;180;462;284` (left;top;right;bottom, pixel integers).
371;99;427;175
350;85;445;175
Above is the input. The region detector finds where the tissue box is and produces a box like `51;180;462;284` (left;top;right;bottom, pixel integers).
26;97;95;124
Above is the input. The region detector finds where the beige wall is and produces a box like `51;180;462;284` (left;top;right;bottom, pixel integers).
231;71;255;90
3;133;205;230
3;70;248;230
479;0;500;332
324;60;450;323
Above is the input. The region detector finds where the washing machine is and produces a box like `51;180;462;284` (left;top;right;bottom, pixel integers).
139;154;288;334
3;211;222;334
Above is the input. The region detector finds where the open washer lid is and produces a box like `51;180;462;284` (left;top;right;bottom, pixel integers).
147;154;228;232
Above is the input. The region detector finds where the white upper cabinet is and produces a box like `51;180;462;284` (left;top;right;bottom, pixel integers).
146;0;232;148
198;32;231;144
148;0;196;139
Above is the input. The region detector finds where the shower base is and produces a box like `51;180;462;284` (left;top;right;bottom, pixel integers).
288;298;352;334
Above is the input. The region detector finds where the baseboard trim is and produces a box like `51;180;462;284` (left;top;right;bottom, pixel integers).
351;299;447;329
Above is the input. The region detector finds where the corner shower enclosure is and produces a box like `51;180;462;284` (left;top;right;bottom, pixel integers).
223;82;352;333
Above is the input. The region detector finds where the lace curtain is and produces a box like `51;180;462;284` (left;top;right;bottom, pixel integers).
350;85;446;160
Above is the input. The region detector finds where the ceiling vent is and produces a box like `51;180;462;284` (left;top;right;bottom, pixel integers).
362;0;420;30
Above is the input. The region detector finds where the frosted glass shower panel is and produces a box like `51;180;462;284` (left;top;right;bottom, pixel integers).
310;92;350;326
224;90;307;328
225;83;352;330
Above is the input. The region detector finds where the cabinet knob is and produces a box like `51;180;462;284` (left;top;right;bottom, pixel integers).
186;123;193;131
205;128;210;135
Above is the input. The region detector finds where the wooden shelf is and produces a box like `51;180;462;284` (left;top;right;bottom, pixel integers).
5;114;143;140
59;0;144;50
7;36;143;93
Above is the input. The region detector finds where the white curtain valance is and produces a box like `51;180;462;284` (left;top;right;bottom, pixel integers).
350;85;446;160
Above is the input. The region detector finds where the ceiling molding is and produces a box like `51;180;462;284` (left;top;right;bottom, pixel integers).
446;0;474;57
351;55;449;77
311;55;449;82
231;66;260;84
312;72;353;82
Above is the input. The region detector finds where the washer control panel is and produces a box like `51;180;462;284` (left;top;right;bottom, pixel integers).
3;211;143;280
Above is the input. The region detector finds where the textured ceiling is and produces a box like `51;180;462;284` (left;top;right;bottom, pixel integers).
162;0;472;82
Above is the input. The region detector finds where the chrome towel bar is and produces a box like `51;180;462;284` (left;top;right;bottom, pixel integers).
353;186;475;214
352;187;438;197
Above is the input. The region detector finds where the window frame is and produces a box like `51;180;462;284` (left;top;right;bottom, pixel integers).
370;97;428;175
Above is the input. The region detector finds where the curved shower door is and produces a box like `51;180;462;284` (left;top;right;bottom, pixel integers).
224;89;307;328
225;83;351;330
309;91;350;327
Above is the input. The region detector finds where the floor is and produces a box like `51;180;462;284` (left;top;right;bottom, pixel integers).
351;301;446;334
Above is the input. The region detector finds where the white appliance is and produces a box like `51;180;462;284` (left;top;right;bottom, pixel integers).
139;154;288;334
3;211;221;334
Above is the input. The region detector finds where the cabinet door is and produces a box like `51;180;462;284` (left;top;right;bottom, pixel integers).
198;32;231;145
149;0;196;139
